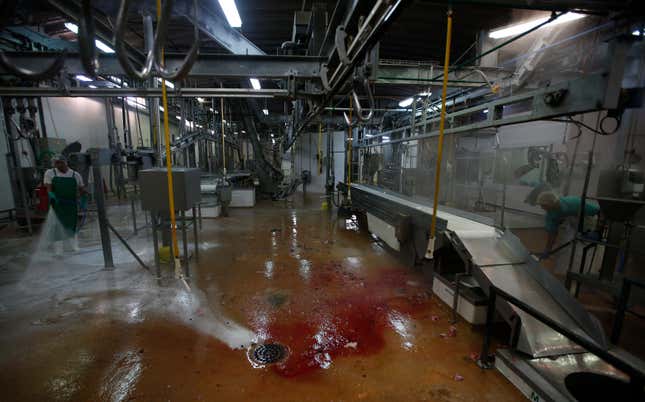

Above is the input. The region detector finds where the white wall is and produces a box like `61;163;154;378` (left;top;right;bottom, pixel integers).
39;97;180;151
293;130;346;193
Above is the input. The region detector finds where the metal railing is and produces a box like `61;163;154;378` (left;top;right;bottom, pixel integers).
612;277;645;345
478;285;645;395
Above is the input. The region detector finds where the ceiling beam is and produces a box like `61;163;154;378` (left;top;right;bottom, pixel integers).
163;0;265;56
0;51;325;79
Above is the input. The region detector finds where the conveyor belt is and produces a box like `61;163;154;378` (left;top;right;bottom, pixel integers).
350;183;608;358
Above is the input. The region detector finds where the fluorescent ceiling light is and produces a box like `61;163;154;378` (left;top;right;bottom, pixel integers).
176;115;182;120
483;108;489;114
418;91;431;96
95;40;114;53
218;0;242;28
126;97;147;111
489;12;586;39
250;78;261;90
159;106;165;112
75;74;92;82
65;22;114;53
197;97;205;103
262;108;269;116
157;78;174;89
64;22;78;34
398;97;413;108
633;29;643;36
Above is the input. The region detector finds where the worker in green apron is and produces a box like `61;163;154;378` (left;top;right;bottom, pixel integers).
44;155;86;253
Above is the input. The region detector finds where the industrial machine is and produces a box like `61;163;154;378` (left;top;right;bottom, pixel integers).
340;31;645;401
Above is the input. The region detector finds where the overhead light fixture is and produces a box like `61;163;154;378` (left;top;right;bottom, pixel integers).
126;97;147;111
157;77;174;89
398;97;413;108
262;108;269;116
483;108;489;114
197;97;205;103
418;91;432;97
250;78;261;90
489;12;586;39
88;84;97;89
64;22;78;34
75;74;92;82
65;22;114;53
633;29;643;36
159;106;165;112
218;0;242;28
176;115;182;120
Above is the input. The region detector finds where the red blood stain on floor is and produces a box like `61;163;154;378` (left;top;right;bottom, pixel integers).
247;262;431;377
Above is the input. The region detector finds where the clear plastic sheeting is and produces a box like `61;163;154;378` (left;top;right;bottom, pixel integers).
356;105;645;231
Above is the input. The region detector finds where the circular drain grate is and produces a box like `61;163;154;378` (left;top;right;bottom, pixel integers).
249;343;288;365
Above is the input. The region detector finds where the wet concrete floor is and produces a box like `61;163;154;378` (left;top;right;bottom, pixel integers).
0;195;521;401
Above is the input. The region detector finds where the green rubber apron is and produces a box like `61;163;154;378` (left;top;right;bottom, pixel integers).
50;171;78;241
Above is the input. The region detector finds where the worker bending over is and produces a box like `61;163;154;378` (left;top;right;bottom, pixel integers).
44;155;86;254
537;192;600;266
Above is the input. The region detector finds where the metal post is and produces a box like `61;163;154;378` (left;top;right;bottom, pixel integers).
478;287;496;369
198;203;202;229
92;165;114;269
611;278;631;344
181;209;189;278
130;198;137;235
566;150;593;292
1;99;33;235
452;272;463;324
151;212;161;278
192;205;199;262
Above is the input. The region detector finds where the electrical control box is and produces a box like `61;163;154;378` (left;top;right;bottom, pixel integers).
139;168;201;211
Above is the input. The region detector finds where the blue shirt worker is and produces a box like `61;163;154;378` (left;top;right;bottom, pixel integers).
537;192;600;258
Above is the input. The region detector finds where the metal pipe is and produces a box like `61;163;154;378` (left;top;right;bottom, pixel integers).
92;164;114;268
106;221;149;271
427;8;453;258
0;87;289;98
157;0;181;277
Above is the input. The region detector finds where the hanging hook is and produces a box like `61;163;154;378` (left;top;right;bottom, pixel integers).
0;51;67;81
0;0;66;80
335;25;350;65
115;0;171;80
78;0;99;77
154;0;199;81
352;78;374;122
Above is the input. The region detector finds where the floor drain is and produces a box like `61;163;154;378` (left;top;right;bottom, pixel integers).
248;343;288;365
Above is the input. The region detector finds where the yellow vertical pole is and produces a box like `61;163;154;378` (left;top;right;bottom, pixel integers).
347;96;353;201
427;8;453;259
157;0;180;270
318;122;323;174
220;96;226;176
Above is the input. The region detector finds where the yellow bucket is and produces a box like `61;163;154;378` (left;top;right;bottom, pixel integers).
159;246;171;263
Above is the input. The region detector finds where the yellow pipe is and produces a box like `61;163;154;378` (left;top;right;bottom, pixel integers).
157;0;180;265
318;122;323;174
220;96;226;175
427;8;453;258
347;95;353;201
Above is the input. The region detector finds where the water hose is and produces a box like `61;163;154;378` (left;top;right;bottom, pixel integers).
426;8;453;259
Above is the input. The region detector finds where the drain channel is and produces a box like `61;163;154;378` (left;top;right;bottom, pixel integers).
248;343;288;365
